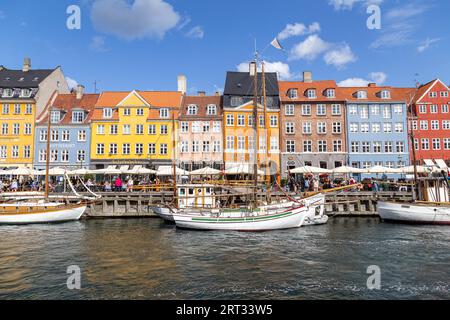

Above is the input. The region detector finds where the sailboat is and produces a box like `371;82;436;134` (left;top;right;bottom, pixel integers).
378;90;450;225
0;107;88;225
171;57;324;231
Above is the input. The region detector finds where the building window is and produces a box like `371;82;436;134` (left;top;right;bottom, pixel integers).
412;121;418;130
213;121;221;133
203;141;210;152
136;108;144;116
226;114;234;126
2;89;13;98
432;138;441;150
248;115;254;127
270;115;278;127
362;141;371;153
97;125;105;135
72;111;85;123
317;104;326;116
332;122;341;134
202;122;210;133
50;110;60;123
317;122;326;134
123;124;131;135
286;122;295;134
237;115;245;126
123;108;131;116
187;105;198;115
357;91;367;99
444;139;450;150
382;105;391;119
136;124;144;135
289;89;298;99
13;104;21;114
381;90;391;99
96;144;105;155
213;141;221;153
24;123;32;135
420;121;428;130
148;144;156;155
373;141;382;153
39;129;47;142
360;105;369;119
25;104;33;114
38;149;46;162
349;123;358;133
306;89;316;99
441;91;449;98
303;141;312;153
395;123;404;133
371;105;380;115
61;150;69;162
237;137;245;150
191;141;200;153
192;122;201;133
419;105;426;113
430;105;438;113
318;141;327;152
302;122;312;134
360;123;369;133
286;141;295;153
51;130;59;141
62;130;70;141
110;125;118;135
77;150;85;162
160;108;169;118
442;120;450;130
393;105;403;114
384;141;393;153
442;105;449;113
1;123;8;135
270;137;279;151
349;105;357;115
24;146;31;159
326;89;335;98
12;146;19;158
148;125;156;134
181;122;189;133
207;104;217;115
362;162;371;169
122;144;130;155
135;143;143;155
103;108;113;118
160;144;168;155
21;90;31;98
383;123;392;133
431;120;439;130
50;149;58;162
160;125;168;135
180;141;188;153
77;130;86;142
396;141;405;153
301;104;311;115
231;96;243;107
331;104;341;115
13;123;20;135
1;146;7;160
429;92;438;98
333;140;342;152
109;144;118;155
372;123;381;133
285;104;294;116
226;136;234;150
259;115;265;127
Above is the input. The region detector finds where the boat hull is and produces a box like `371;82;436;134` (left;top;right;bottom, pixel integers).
152;206;176;222
0;204;87;225
173;205;309;231
378;201;450;225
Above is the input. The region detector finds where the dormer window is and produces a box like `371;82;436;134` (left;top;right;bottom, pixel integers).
356;91;367;99
160;108;169;118
306;89;317;99
50;110;61;123
288;89;298;99
20;89;31;98
2;89;13;98
207;104;217;115
187;104;198;115
380;90;391;99
72;110;85;123
325;89;335;98
103;108;113;118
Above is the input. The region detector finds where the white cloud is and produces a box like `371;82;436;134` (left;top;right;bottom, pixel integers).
278;22;320;40
186;26;204;39
177;16;191;30
289;35;331;61
90;0;180;40
90;36;108;52
417;37;440;53
338;72;387;87
329;0;383;10
324;43;356;68
236;61;294;80
66;77;79;90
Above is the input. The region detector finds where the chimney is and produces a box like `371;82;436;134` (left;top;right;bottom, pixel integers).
198;91;206;97
177;75;187;94
76;85;85;100
215;91;221;96
303;71;312;83
23;57;31;72
368;83;377;87
249;61;257;76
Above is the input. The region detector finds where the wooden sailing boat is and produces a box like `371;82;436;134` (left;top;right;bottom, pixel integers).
172;56;324;231
0;106;87;225
378;89;450;225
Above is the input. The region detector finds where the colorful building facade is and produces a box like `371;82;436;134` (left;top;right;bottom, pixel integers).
279;73;347;176
411;79;450;165
223;68;281;176
0;58;69;168
343;84;412;171
90;90;183;169
34;86;99;170
179;94;223;170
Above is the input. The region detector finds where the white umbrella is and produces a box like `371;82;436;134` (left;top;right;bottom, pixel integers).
92;168;122;175
156;166;190;176
190;167;222;175
288;166;332;174
134;168;157;175
400;165;439;174
332;166;366;174
67;168;93;175
34;168;68;175
225;165;264;175
10;167;38;175
365;166;400;174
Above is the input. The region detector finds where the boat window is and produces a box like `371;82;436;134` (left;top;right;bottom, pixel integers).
179;189;186;196
206;187;211;194
189;189;194;195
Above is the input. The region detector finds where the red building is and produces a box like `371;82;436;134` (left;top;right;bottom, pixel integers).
411;79;450;165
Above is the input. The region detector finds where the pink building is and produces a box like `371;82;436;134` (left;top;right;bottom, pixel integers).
178;93;223;170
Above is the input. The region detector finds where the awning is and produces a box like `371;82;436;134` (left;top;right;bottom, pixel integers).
423;159;435;166
190;167;222;175
288;166;332;174
435;159;448;169
156;166;190;176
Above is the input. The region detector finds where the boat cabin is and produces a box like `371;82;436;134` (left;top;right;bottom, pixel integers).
416;177;450;203
177;185;216;209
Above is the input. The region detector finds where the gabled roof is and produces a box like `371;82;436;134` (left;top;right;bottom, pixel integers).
95;91;183;107
224;72;279;96
414;79;450;103
339;86;415;102
180;95;222;117
37;93;99;125
0;67;56;88
279;80;345;101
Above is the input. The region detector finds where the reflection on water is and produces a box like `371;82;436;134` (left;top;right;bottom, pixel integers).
0;218;449;299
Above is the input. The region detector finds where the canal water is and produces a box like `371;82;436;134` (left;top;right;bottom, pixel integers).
0;217;449;300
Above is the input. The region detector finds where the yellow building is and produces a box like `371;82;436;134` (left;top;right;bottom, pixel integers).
0;58;69;168
90;90;183;169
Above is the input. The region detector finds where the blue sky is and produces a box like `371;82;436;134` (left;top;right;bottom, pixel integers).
0;0;449;94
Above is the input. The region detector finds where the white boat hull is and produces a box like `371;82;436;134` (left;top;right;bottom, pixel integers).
152;206;176;222
0;204;87;225
378;201;450;225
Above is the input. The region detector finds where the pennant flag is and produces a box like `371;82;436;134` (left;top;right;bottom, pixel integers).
270;38;283;50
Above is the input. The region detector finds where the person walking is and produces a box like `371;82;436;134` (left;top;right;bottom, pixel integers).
114;176;122;192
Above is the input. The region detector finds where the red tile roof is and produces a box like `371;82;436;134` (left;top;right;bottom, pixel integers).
180;95;223;118
279;80;346;101
339;86;416;102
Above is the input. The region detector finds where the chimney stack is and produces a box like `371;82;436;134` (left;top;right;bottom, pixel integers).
178;75;187;94
76;84;85;100
368;83;377;88
215;91;221;96
198;91;206;97
249;61;257;76
23;57;31;72
303;71;312;83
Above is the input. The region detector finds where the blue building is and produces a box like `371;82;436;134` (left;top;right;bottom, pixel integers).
343;85;411;174
33;86;99;170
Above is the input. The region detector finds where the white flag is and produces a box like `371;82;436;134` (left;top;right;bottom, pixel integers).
270;38;283;50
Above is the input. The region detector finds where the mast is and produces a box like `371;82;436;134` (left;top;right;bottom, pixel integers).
408;87;420;200
44;107;52;200
261;62;271;199
252;58;259;205
172;111;178;209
